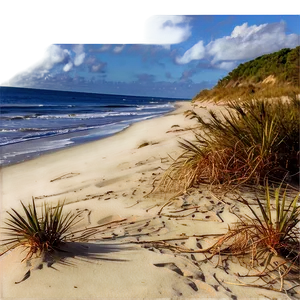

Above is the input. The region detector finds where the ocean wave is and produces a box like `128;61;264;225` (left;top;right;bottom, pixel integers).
35;111;154;120
99;104;136;108
0;104;75;108
0;103;136;109
34;104;173;119
0;112;118;121
0;123;125;146
0;114;39;120
0;109;169;146
136;103;174;110
0;104;174;121
2;139;74;159
0;128;18;132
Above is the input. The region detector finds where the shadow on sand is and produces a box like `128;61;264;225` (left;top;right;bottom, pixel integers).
16;241;135;284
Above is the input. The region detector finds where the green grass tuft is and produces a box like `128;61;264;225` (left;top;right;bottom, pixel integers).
211;183;300;281
0;198;82;261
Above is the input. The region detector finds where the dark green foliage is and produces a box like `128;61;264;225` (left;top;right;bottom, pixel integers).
0;199;82;261
193;46;300;103
217;47;300;87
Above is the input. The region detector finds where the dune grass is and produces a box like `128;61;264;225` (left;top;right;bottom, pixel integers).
210;184;299;286
158;97;299;193
0;198;82;262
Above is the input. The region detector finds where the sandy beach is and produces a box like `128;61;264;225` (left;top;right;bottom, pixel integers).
0;100;297;299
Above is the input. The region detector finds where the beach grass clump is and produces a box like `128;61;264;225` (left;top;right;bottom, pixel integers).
212;184;299;279
0;198;82;261
159;97;299;192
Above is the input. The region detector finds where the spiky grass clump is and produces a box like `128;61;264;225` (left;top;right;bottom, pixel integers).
0;198;82;261
214;183;300;290
159;97;299;192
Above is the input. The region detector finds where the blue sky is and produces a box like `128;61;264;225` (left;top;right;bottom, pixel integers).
1;10;299;98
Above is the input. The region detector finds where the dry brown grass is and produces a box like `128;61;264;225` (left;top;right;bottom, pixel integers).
193;84;300;103
207;184;300;291
156;97;299;194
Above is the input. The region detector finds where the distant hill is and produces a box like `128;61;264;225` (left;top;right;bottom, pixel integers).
194;46;300;102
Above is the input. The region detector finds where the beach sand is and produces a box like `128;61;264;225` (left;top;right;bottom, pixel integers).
0;101;297;299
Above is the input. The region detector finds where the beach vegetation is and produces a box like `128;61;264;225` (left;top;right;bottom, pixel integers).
158;96;299;192
193;46;300;103
209;184;300;287
0;198;82;262
217;46;300;87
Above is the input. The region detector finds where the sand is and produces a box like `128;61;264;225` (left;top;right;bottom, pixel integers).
0;101;297;299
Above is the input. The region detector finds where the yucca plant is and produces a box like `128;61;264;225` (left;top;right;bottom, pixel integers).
245;184;299;263
0;198;82;261
212;184;300;274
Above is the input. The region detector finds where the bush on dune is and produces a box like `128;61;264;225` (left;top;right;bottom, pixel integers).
159;96;299;192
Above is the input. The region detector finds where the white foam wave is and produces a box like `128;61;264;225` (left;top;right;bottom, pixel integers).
2;139;74;159
37;111;154;120
0;129;18;132
136;103;174;110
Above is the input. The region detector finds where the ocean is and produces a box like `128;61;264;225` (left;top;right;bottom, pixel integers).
0;87;185;166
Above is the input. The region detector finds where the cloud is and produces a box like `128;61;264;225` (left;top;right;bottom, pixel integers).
73;44;84;53
87;40;189;68
85;56;107;73
207;21;299;63
11;70;212;99
168;49;188;66
191;44;205;59
88;41;114;53
10;41;107;86
113;41;127;55
180;69;198;81
145;15;192;45
5;44;90;84
196;59;240;71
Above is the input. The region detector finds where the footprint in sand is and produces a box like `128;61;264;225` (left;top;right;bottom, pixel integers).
97;214;124;225
153;262;199;291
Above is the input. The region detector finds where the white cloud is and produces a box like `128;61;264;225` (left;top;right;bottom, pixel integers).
207;22;299;63
191;44;204;58
73;44;86;66
141;15;191;45
113;45;125;53
63;62;73;72
215;61;237;70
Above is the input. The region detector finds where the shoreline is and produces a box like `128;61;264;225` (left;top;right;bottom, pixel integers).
0;100;183;170
0;100;292;299
0;99;195;218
